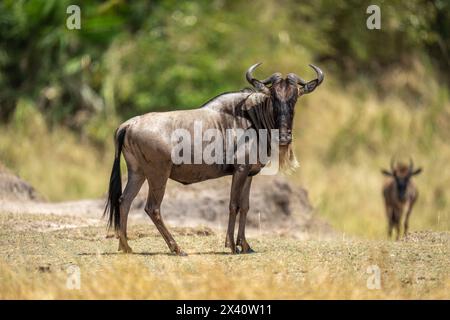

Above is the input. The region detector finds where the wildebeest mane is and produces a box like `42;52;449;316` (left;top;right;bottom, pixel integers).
199;88;256;108
239;91;299;173
243;95;275;132
201;88;298;172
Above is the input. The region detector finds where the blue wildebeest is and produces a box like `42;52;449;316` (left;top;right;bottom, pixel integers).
104;63;324;255
382;158;422;240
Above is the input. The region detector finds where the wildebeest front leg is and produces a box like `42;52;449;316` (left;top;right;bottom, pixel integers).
403;199;416;238
394;207;403;241
225;165;250;254
236;177;254;253
386;205;394;239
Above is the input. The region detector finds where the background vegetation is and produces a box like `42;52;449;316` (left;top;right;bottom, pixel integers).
0;0;449;238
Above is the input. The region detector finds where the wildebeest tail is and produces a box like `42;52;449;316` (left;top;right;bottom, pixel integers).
104;126;127;232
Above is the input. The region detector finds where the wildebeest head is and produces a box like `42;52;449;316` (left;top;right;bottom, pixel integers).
246;63;324;146
382;158;422;201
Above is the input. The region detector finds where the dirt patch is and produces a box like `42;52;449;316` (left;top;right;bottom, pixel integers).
0;212;99;233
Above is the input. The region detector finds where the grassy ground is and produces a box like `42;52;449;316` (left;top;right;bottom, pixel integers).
0;212;448;299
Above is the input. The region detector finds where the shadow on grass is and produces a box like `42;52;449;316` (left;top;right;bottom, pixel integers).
78;252;172;257
78;250;257;256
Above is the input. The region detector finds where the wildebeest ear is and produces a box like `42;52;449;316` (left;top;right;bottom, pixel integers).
412;168;422;176
381;169;393;176
300;80;320;94
242;92;269;110
297;64;324;95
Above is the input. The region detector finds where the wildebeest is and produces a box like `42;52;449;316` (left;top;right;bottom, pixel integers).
381;158;422;240
104;63;324;255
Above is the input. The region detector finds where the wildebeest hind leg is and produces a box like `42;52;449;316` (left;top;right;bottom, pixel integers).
118;171;145;253
144;169;187;256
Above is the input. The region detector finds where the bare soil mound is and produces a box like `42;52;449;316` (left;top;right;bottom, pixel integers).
132;175;332;237
0;163;42;201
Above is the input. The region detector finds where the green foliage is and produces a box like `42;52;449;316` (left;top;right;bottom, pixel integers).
1;0;448;124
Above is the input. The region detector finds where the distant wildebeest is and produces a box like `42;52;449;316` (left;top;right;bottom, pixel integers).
381;158;422;240
104;63;324;255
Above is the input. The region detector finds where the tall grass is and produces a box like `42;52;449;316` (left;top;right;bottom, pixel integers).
0;99;116;201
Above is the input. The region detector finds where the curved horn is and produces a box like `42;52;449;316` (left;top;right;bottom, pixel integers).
390;156;396;172
409;158;414;173
298;64;325;94
246;63;262;86
246;63;280;92
309;64;324;85
246;63;268;93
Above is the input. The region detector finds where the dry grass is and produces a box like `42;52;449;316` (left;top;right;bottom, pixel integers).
0;213;448;299
0;100;115;201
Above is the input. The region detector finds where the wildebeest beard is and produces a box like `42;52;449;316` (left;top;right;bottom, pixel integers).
241;91;299;173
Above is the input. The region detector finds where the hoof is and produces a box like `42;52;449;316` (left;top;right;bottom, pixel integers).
176;250;188;257
231;247;241;254
242;247;255;254
237;243;255;254
118;243;133;253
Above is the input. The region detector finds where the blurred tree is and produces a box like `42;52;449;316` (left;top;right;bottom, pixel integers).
0;0;448;130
